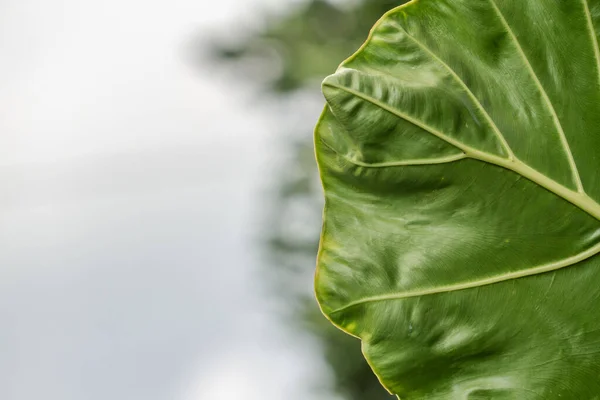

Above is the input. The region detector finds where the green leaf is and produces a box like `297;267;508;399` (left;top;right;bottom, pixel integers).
314;0;600;398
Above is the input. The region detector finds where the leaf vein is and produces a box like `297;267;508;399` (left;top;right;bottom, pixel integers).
319;138;467;167
323;82;600;221
582;0;600;88
330;239;600;314
390;22;515;160
488;0;584;192
323;82;478;155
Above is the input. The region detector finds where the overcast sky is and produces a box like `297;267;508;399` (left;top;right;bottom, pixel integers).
0;1;333;399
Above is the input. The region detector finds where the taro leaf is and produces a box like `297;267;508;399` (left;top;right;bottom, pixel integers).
314;0;600;398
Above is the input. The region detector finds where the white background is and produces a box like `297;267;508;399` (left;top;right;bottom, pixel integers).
0;1;334;399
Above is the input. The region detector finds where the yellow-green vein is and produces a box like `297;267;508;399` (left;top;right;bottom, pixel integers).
488;0;584;193
582;0;600;88
322;82;600;220
330;238;600;313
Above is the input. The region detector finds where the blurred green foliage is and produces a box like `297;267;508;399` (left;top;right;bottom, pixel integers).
212;1;406;398
214;0;403;93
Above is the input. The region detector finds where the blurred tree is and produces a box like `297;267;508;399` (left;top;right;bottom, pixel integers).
213;0;403;93
210;1;406;399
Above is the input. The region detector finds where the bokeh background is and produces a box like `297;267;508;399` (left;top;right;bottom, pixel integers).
0;1;403;399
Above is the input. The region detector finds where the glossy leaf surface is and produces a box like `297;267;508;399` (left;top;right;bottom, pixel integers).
314;0;600;398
